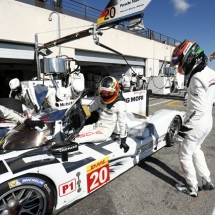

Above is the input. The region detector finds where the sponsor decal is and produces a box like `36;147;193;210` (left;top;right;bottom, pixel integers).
8;177;45;189
76;172;82;193
125;95;144;103
77;131;103;138
87;157;110;193
59;178;76;197
56;100;74;107
58;145;78;152
133;90;145;95
44;183;51;195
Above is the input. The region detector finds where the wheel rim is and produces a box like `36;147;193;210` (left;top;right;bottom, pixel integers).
169;119;180;142
0;185;47;215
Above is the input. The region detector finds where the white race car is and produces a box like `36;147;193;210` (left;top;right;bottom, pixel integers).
0;85;185;215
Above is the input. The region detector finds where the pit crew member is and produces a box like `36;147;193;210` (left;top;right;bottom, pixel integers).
0;105;45;138
9;78;28;101
171;40;215;197
44;87;69;110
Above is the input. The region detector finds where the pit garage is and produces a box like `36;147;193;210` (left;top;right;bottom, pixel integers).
75;50;146;96
0;42;36;98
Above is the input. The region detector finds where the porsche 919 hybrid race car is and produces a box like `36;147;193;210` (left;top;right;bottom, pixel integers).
0;85;185;215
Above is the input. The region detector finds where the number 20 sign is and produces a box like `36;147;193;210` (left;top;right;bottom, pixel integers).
86;157;110;193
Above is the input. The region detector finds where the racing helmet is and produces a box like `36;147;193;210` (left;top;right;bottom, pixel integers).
56;87;69;101
98;76;120;104
9;78;21;91
71;79;85;97
170;40;206;76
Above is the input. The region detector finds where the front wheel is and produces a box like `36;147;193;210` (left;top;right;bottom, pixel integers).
166;116;181;147
0;174;55;215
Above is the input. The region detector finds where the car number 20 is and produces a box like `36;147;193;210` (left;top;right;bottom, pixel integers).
87;157;110;193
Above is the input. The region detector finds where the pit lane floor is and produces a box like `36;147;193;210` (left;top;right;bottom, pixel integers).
60;94;215;215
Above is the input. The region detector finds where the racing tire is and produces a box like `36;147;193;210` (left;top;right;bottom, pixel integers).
165;116;181;147
0;98;23;113
0;174;55;215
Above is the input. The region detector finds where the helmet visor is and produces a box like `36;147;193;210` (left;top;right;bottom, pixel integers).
99;87;115;97
170;55;183;67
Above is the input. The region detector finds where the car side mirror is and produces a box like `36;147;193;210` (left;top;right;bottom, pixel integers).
48;141;78;162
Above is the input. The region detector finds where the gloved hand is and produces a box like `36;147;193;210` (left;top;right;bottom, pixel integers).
174;125;192;144
24;118;45;129
120;137;129;153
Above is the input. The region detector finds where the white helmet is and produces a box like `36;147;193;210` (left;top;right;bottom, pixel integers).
72;79;84;97
56;87;69;101
9;78;20;91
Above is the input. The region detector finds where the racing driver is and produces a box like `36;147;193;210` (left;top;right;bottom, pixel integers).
74;76;129;153
171;40;215;197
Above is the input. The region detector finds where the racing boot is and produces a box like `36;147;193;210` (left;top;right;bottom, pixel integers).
120;142;129;153
175;183;198;197
202;177;214;190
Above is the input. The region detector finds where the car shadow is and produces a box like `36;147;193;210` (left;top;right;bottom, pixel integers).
138;156;186;188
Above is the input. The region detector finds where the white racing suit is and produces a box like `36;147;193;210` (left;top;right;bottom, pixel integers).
178;66;215;189
136;76;147;91
0;105;26;138
43;88;58;110
74;95;127;144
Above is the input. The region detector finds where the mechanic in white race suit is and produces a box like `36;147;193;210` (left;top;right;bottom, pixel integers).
9;78;28;101
67;65;85;99
67;79;85;99
74;76;129;153
170;40;215;197
44;87;69;110
136;70;147;91
0;105;45;138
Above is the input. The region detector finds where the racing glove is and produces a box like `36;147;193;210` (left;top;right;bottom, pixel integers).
24;118;45;129
174;125;192;144
120;137;129;153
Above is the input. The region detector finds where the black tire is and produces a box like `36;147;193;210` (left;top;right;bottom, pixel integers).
0;98;23;113
166;116;181;147
0;174;55;215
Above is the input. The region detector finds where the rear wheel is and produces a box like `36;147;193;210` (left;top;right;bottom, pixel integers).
166;116;181;147
0;174;55;215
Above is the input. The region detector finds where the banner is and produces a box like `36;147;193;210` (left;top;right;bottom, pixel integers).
97;0;151;25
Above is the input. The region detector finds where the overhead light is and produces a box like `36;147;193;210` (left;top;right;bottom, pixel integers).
127;17;146;31
39;48;53;56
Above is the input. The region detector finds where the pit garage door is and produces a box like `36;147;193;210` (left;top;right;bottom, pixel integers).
0;42;34;60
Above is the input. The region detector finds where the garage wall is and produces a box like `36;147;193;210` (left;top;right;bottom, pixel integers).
0;0;175;77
